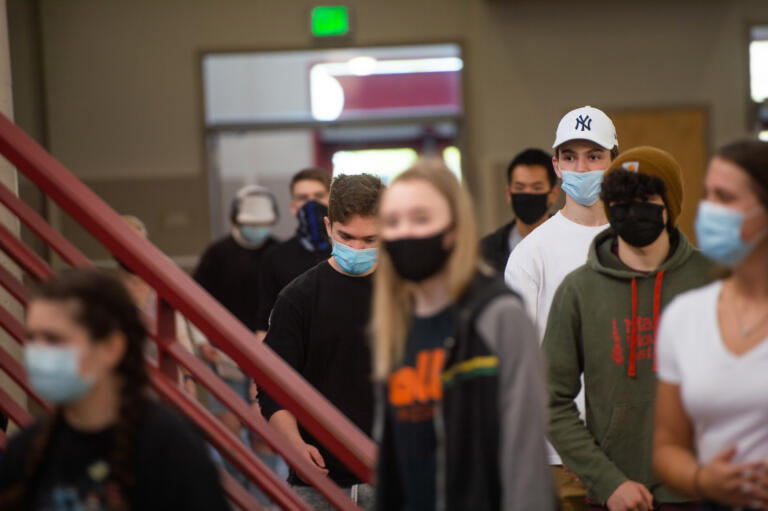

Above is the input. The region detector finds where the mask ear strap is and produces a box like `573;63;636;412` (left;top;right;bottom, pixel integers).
743;207;768;243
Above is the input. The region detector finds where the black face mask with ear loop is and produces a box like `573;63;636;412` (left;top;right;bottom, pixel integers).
608;201;666;248
511;193;550;224
383;228;453;282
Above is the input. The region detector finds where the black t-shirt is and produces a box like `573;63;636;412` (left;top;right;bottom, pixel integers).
255;235;331;331
193;234;277;331
387;306;454;511
259;261;373;487
0;401;229;511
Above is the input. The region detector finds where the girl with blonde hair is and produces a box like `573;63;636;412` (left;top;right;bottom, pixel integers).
372;158;555;511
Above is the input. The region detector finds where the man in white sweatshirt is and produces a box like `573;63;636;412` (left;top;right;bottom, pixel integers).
504;105;618;511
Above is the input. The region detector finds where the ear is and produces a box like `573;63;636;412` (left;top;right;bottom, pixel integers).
324;216;332;239
552;156;562;179
100;331;128;373
290;201;299;217
505;185;513;206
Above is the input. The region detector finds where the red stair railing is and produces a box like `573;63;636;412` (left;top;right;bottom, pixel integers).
0;113;377;510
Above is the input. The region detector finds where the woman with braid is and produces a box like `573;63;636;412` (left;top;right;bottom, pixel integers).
0;269;228;510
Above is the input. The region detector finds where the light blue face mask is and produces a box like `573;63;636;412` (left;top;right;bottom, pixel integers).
695;200;767;268
332;241;378;275
240;225;271;246
560;169;605;206
24;344;93;404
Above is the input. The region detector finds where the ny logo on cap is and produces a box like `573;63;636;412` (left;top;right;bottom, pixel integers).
575;114;592;131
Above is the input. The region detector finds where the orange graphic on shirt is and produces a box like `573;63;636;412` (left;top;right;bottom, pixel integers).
389;348;446;423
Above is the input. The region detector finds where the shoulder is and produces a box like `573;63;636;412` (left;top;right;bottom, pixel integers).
197;236;235;262
0;420;44;471
553;263;593;297
267;236;301;256
480;222;513;247
138;401;205;452
277;261;326;300
663;280;721;320
508;215;562;262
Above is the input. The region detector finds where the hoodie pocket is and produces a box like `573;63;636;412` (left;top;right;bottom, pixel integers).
599;400;656;485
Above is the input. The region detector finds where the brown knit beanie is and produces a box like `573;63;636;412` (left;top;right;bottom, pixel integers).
604;146;684;226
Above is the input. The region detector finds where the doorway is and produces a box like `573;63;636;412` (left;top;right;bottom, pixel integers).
201;43;465;240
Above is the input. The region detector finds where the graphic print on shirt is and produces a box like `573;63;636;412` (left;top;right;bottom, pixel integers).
610;315;658;371
388;348;446;423
42;459;111;511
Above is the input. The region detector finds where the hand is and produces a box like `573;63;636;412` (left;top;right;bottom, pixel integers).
296;441;328;475
698;446;768;509
249;381;259;402
183;376;197;399
563;464;581;483
199;343;219;363
606;481;653;511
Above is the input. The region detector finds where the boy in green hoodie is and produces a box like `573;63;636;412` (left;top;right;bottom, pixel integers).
543;146;715;511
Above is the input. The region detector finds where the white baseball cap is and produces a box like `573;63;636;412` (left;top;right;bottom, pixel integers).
552;106;618;151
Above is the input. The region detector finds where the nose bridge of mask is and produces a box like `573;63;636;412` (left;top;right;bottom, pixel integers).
332;240;378;274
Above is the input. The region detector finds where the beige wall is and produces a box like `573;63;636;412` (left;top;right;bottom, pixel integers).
9;0;768;259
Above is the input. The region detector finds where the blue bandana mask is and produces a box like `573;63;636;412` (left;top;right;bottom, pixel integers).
239;225;271;246
332;241;378;275
695;200;767;267
560;169;605;206
24;344;93;404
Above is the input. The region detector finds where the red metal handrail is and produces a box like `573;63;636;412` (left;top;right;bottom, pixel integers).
0;113;377;507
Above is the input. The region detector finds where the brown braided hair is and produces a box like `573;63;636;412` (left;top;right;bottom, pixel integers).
0;268;150;510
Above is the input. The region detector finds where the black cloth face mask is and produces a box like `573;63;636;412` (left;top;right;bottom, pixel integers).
608;201;666;248
511;193;550;224
383;228;453;282
297;200;330;252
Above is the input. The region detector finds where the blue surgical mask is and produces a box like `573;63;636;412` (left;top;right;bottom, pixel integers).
695;200;767;267
332;241;378;275
239;225;271;246
24;344;93;404
560;169;605;206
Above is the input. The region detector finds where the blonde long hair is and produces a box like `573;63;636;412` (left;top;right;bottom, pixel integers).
372;158;479;380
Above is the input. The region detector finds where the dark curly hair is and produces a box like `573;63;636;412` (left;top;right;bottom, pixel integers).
601;169;671;230
0;268;149;510
328;174;384;224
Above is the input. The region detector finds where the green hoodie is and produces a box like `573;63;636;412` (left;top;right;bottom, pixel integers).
543;228;715;505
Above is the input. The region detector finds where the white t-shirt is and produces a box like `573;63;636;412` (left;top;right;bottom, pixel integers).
504;212;608;338
504;211;608;465
657;281;768;464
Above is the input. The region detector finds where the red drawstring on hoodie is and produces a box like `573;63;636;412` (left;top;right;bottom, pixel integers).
628;271;665;378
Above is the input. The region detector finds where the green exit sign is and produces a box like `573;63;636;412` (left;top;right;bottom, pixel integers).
311;6;350;37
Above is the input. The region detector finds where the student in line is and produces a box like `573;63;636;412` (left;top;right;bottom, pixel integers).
544;147;714;511
0;269;228;510
259;174;383;510
256;167;332;343
480;148;559;272
654;140;768;511
505;105;618;510
373;158;555;511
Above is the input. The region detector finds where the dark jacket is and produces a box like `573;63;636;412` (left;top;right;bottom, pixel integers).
479;221;516;273
375;273;556;511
